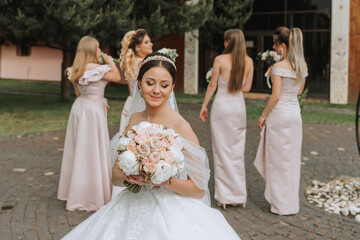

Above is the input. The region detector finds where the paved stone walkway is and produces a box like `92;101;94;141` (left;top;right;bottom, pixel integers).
0;102;359;240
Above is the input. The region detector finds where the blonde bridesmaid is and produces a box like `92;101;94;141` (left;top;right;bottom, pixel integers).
57;36;121;211
254;28;308;215
119;29;153;132
112;29;153;198
200;29;253;209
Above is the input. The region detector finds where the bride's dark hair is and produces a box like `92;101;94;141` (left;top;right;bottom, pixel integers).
137;52;177;85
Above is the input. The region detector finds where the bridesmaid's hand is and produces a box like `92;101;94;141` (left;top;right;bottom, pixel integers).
102;53;114;65
257;115;266;130
106;105;110;111
200;107;208;123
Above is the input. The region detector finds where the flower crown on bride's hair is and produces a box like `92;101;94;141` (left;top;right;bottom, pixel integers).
141;54;177;70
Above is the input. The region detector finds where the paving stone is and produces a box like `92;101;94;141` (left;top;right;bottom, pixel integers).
0;102;359;240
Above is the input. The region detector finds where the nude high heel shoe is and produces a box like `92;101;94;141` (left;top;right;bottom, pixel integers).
216;202;226;210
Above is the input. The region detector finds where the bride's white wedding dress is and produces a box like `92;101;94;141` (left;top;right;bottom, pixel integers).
61;132;241;240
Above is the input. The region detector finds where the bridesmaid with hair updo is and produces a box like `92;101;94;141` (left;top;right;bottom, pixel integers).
112;29;153;198
119;29;153;132
200;29;254;209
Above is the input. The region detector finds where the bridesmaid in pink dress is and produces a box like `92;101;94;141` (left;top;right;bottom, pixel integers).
57;36;121;211
113;29;153;198
200;29;253;209
254;28;308;215
119;29;153;132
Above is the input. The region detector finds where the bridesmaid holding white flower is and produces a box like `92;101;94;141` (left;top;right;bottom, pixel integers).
254;27;308;215
200;29;253;209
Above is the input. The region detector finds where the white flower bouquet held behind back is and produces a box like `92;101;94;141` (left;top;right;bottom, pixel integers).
116;122;185;193
258;50;282;88
205;68;213;83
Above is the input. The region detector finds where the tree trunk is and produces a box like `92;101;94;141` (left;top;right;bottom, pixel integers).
61;48;72;101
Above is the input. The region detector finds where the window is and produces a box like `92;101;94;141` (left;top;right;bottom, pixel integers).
16;41;31;56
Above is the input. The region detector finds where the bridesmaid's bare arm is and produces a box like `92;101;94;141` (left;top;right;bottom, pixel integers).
72;82;80;97
200;56;221;122
257;75;282;129
242;56;254;93
298;78;306;95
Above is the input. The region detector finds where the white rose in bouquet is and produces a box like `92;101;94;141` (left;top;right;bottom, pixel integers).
163;128;178;137
169;146;184;163
136;121;152;130
151;160;177;184
117;137;131;151
118;150;139;175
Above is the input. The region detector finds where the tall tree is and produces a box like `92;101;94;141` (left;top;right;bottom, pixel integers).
200;0;254;50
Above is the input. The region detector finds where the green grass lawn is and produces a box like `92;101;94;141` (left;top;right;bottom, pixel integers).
0;78;356;138
0;94;124;138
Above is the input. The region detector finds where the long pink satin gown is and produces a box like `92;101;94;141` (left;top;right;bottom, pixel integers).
254;67;308;215
112;58;143;198
210;75;247;204
57;65;112;211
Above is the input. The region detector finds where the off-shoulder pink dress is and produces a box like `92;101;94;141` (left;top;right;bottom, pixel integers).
57;65;113;211
254;67;308;215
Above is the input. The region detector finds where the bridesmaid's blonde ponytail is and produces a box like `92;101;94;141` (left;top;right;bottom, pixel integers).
119;29;148;81
70;36;98;83
278;28;307;83
223;29;247;92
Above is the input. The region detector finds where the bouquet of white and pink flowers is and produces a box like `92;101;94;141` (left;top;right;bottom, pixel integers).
157;48;179;62
116;122;184;193
258;50;282;88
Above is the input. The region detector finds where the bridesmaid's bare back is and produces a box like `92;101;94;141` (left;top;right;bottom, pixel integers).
216;54;252;83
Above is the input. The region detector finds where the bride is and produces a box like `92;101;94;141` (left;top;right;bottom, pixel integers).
61;52;241;240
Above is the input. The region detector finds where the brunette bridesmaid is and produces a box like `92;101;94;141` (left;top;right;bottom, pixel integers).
254;27;308;215
57;36;121;211
200;29;253;209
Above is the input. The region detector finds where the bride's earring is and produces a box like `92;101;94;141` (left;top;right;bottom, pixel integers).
280;48;284;57
139;88;142;97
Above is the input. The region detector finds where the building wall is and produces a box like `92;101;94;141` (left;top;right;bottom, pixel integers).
0;44;62;81
348;0;360;104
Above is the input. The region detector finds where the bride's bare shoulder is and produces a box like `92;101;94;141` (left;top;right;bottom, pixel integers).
125;111;146;132
172;115;199;145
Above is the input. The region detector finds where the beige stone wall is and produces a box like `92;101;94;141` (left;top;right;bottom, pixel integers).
184;30;199;94
330;0;350;104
